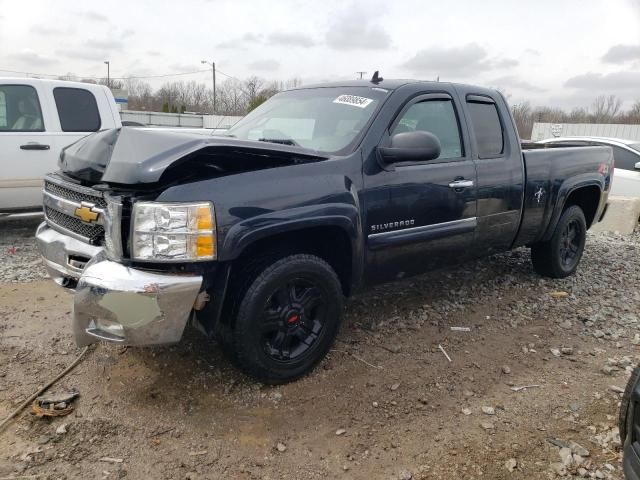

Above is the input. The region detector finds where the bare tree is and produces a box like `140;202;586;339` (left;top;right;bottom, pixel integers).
216;78;247;115
567;107;589;123
285;77;303;89
511;102;533;138
244;76;265;104
622;100;640;123
124;78;153;110
591;95;622;123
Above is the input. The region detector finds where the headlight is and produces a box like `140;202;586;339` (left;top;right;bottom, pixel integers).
131;202;216;261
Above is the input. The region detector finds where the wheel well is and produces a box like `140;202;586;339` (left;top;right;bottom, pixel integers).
564;185;601;228
231;226;353;296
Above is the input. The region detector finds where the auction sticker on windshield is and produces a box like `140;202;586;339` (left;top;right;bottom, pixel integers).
333;94;373;108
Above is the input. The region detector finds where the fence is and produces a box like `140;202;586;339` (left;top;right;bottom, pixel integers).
531;122;640;141
120;110;242;129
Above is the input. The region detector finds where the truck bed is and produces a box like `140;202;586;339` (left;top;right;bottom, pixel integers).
514;145;613;246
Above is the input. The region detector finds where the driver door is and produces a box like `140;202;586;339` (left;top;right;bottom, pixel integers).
362;92;478;284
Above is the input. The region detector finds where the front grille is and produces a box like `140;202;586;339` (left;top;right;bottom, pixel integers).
43;174;107;244
45;206;105;243
44;180;107;209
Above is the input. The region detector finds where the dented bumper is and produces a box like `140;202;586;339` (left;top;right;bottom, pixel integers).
73;252;202;346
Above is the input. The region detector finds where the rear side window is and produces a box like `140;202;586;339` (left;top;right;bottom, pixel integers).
391;99;463;159
53;87;101;132
0;85;44;132
609;145;639;171
466;100;504;158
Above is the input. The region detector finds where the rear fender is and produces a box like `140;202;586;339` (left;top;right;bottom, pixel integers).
542;175;603;242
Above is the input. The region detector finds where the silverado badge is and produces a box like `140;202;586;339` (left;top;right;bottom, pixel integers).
74;203;99;223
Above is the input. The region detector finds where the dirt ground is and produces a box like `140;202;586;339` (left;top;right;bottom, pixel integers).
0;216;636;480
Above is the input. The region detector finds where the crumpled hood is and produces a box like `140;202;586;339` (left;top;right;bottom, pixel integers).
60;128;327;185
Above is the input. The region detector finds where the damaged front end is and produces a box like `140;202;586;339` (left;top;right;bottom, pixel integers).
38;127;328;347
73;251;202;346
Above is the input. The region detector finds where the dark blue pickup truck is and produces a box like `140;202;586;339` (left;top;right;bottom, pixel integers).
36;77;613;383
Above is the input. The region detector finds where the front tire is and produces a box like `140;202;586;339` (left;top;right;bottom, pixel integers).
531;205;587;278
229;254;343;384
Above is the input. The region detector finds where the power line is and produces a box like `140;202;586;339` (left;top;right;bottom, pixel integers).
216;69;242;82
0;68;212;81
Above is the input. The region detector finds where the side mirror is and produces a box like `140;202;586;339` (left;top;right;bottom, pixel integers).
378;131;441;165
635;161;640;171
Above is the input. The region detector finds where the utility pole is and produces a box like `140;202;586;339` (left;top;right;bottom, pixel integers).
356;71;367;80
201;60;216;114
104;61;110;88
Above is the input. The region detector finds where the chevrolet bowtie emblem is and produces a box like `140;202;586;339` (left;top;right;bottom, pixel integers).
74;203;99;223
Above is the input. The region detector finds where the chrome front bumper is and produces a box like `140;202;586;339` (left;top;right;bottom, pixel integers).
36;222;203;346
35;222;103;285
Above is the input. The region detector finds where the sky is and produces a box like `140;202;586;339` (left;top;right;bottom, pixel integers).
0;0;639;109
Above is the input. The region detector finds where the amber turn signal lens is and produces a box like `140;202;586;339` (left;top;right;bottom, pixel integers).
196;235;215;258
196;206;214;230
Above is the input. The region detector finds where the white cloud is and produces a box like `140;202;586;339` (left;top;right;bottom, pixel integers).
565;71;640;91
400;44;518;78
602;44;640;64
325;5;391;50
248;59;280;72
0;0;638;110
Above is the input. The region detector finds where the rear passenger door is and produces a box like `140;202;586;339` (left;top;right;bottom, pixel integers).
50;87;103;157
460;92;525;256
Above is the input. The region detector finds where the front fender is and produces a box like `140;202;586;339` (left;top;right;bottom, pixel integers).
220;202;363;282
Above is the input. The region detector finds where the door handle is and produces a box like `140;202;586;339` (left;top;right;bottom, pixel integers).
448;179;474;189
20;143;50;151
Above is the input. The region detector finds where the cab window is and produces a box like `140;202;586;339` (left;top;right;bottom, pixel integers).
53;87;101;132
466;100;504;158
0;85;45;132
391;99;463;159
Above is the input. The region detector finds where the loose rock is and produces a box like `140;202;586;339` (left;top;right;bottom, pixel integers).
398;470;412;480
505;458;517;472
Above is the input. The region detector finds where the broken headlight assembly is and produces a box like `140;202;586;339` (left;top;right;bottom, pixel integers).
131;202;216;261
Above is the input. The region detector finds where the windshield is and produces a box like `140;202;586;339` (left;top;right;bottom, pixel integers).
225;86;388;154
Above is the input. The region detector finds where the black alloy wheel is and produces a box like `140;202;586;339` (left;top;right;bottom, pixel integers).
558;217;585;270
531;205;587;278
261;278;327;363
228;254;343;384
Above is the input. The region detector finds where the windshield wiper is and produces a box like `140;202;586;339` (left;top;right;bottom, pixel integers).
258;138;300;147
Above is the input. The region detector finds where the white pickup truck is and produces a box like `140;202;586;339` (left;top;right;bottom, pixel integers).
0;78;121;213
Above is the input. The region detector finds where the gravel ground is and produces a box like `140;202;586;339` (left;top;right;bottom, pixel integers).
0;215;48;283
0;216;638;479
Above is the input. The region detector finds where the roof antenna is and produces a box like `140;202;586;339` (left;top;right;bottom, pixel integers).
370;71;383;84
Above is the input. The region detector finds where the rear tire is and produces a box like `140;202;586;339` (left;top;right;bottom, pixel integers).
531;205;586;278
227;254;343;384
